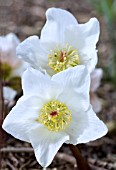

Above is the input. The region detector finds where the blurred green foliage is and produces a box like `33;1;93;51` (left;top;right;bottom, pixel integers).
9;77;21;92
89;0;116;21
89;0;116;85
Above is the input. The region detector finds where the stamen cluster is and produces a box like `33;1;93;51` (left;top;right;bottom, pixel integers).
48;44;80;73
37;100;72;132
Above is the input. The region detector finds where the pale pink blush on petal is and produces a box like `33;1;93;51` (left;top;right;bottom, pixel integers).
90;68;103;92
90;92;102;113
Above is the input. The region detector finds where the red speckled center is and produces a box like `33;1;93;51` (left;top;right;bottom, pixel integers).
50;111;58;117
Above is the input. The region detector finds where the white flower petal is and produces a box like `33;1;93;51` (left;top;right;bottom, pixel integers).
65;18;100;50
66;106;107;145
80;18;100;47
41;8;78;44
0;33;27;78
52;66;90;112
16;36;49;70
80;49;98;73
77;106;108;143
64;25;85;50
0;33;20;52
75;19;99;73
6;33;20;47
64;18;100;73
3;87;17;103
90;68;103;92
29;126;69;167
22;68;63;101
0;33;20;67
90;93;102;113
2;96;41;142
65;110;88;144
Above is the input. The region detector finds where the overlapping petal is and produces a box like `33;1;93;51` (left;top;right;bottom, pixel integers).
74;106;108;143
64;18;100;72
65;106;107;145
16;36;55;75
65;18;99;50
41;7;78;44
22;67;62;100
16;36;48;69
79;18;100;47
52;65;90;112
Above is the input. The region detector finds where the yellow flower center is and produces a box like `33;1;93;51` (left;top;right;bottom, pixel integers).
1;63;12;80
37;100;72;132
48;44;80;73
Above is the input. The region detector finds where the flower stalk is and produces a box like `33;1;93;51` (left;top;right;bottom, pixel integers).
69;144;91;170
0;59;5;169
0;60;5;119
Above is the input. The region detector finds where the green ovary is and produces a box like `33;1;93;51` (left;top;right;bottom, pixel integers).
48;44;80;73
37;100;72;132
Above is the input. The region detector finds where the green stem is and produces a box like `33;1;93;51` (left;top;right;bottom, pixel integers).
0;61;5;119
0;56;5;169
69;144;91;170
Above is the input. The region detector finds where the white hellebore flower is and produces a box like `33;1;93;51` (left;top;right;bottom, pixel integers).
2;66;107;167
90;68;103;112
3;86;17;106
0;33;28;80
16;8;100;75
